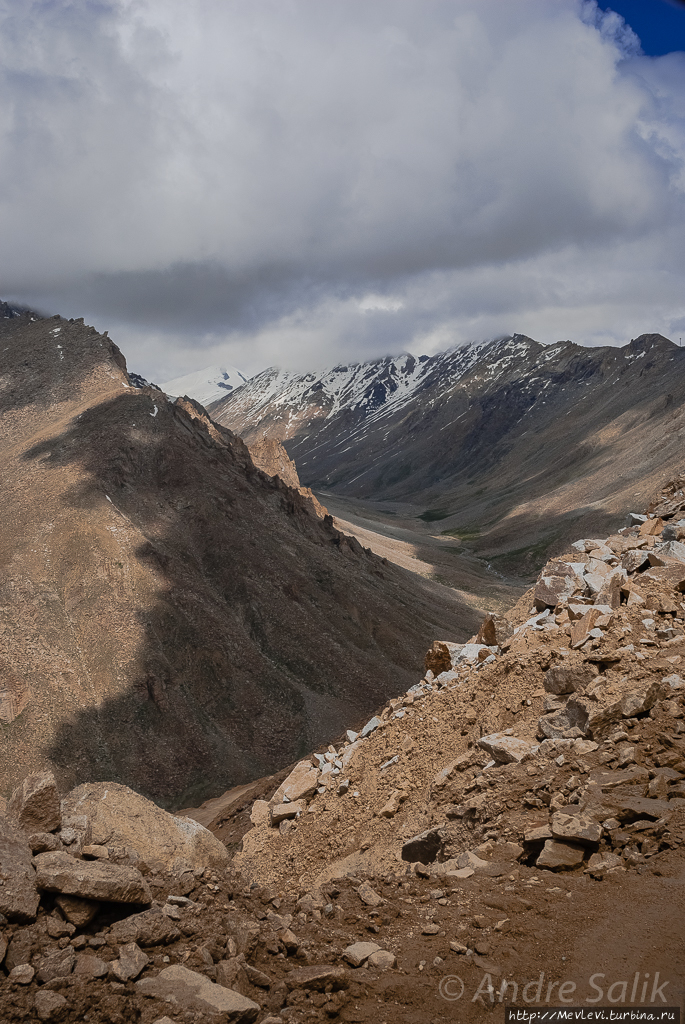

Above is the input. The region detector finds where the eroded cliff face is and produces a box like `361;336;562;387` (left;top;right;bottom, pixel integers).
0;309;480;808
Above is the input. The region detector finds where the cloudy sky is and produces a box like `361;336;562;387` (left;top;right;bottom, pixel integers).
1;0;684;380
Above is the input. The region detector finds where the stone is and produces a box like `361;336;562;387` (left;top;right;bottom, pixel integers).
28;832;62;854
8;771;61;834
250;800;270;826
401;828;443;864
47;914;75;939
357;882;383;907
367;950;396;970
110;905;181;946
285;964;348;990
36;946;76;983
111;941;149;982
586;852;624;877
660;540;685;563
537;699;589;740
0;817;40;922
534;561;581;610
425;641;463;675
476;614;514;647
5;927;34;971
61;781;230;876
422;923;440;934
536;840;586;870
360;716;382;738
81;844;109;859
478;732;537;764
570;609;611;649
551;812;602;846
216;958;252;996
343;941;381;967
278;928;300;954
622;550;650;573
524;825;552;843
270;801;303;825
543;664;594;695
379;790;405;817
34;850;151;904
136;965;260;1021
270;762;320;805
74;954;109;978
34;990;68;1022
55;894;100;927
243;964;271;988
9;963;35;984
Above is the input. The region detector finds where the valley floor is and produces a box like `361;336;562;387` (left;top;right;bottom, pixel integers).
319;491;528;616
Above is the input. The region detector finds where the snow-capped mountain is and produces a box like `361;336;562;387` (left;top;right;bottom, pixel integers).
212;333;685;568
160;364;248;407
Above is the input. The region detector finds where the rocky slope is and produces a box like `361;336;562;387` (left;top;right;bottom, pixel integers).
211;334;685;572
0;306;481;809
1;480;684;1023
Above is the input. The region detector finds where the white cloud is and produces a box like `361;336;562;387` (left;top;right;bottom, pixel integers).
0;0;683;379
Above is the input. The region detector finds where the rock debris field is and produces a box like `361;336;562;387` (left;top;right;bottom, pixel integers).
2;481;685;1022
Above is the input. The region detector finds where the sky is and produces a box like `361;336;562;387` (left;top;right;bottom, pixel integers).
1;0;685;381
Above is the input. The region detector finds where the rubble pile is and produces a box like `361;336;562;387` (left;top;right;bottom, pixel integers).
2;486;685;1022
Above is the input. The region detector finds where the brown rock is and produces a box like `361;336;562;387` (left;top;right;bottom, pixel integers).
28;832;62;854
285;964;348;990
111;941;149;982
343;941;380;967
5;928;34;971
36;946;76;984
244;964;271;988
544;664;594;695
216;957;252;997
61;781;229;875
8;963;35;984
0;817;40;922
536;839;586;870
74;954;109;978
8;771;61;834
476;614;514;647
270;761;320;805
357;881;383;907
55;894;100;927
34;990;68;1022
270;801;303;825
110;905;181;946
425;640;462;675
34;849;152;904
278;928;300;954
551;812;602;846
136;965;260;1021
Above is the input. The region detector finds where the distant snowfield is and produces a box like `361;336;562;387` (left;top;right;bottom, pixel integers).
160;365;248;407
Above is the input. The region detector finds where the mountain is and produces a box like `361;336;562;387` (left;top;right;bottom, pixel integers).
0;305;481;809
160;364;248;407
210;334;685;572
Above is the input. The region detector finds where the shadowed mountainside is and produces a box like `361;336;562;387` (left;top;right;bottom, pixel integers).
0;310;480;808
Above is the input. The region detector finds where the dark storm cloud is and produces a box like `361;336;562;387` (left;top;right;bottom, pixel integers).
0;0;684;378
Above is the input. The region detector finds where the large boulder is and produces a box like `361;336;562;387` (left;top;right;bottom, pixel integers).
0;818;40;922
33;850;151;904
8;771;61;834
60;782;230;875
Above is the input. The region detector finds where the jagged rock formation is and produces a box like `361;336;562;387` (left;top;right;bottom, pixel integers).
212;334;685;570
0;305;480;808
247;437;328;518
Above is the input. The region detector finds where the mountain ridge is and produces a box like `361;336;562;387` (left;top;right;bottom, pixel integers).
211;332;685;574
